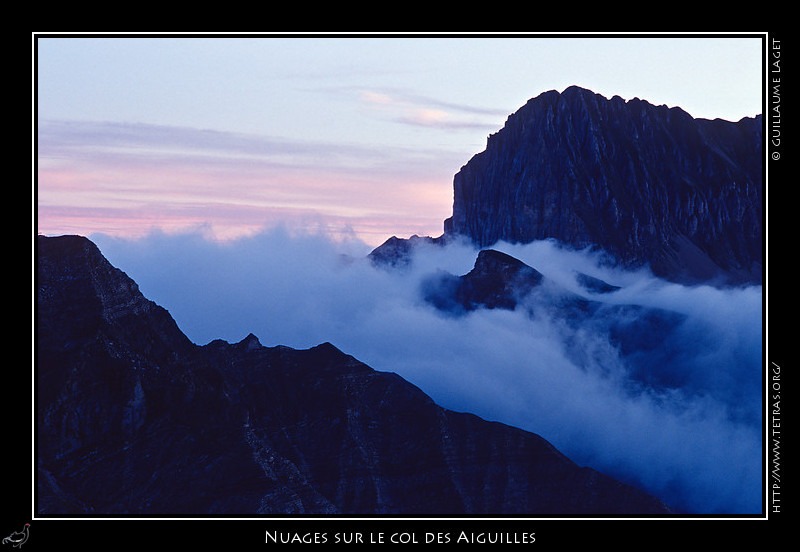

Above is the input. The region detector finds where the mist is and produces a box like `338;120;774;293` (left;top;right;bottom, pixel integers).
91;226;763;515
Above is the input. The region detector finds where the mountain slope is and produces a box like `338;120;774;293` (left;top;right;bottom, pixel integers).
443;86;763;285
36;235;673;515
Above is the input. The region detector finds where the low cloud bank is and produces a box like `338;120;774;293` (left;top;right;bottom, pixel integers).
92;226;763;515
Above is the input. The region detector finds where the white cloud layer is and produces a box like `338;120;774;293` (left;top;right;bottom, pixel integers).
92;226;763;515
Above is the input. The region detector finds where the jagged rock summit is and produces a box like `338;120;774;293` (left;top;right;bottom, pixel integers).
422;249;545;313
367;234;445;268
36;235;673;516
439;85;762;285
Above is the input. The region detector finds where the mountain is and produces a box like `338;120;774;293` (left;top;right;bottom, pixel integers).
441;86;762;285
421;249;545;313
420;248;686;385
368;234;445;268
36;235;673;515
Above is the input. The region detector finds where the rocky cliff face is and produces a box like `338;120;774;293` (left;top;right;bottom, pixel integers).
444;86;763;285
36;235;673;515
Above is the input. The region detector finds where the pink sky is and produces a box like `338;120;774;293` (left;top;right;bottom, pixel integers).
36;120;462;245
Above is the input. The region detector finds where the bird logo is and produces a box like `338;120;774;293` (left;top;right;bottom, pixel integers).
2;524;29;548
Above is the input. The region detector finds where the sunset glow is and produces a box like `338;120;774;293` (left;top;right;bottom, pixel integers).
36;118;459;244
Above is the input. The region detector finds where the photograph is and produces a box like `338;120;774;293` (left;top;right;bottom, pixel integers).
27;32;776;548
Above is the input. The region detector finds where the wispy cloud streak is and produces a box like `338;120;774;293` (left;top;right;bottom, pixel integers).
357;87;508;131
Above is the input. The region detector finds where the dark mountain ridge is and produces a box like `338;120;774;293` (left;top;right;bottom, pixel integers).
36;234;673;515
443;85;762;285
372;86;762;286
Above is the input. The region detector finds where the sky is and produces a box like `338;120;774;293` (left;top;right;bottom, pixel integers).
34;33;766;515
35;33;765;245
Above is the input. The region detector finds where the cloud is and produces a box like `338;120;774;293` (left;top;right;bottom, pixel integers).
91;227;764;515
356;87;507;131
360;90;394;106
